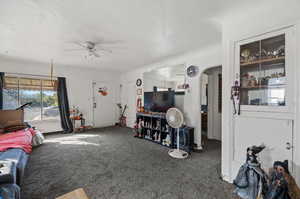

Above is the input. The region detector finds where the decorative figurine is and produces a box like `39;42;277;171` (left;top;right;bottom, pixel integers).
140;119;144;129
138;119;143;138
147;129;151;139
165;134;171;147
133;120;139;137
156;120;160;130
241;49;251;63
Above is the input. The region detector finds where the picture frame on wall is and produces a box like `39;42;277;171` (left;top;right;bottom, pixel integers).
137;88;142;95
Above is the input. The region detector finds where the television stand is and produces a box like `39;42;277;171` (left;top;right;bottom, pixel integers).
135;112;194;152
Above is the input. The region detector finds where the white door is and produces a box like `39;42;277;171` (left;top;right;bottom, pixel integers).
233;116;293;172
93;81;116;127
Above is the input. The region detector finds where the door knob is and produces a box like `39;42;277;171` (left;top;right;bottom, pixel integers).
286;142;292;150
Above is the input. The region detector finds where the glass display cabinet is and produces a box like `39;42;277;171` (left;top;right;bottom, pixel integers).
240;34;285;106
236;27;295;112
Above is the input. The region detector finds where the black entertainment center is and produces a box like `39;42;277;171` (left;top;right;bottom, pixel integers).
135;90;194;153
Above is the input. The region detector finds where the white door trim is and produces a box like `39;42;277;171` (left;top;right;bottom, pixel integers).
92;80;116;128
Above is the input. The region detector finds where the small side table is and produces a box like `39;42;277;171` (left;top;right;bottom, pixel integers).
70;116;87;132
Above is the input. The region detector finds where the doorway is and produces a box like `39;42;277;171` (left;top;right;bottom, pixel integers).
200;66;222;147
92;81;116;127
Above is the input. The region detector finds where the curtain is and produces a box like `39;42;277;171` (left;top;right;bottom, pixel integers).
0;72;4;110
57;77;73;133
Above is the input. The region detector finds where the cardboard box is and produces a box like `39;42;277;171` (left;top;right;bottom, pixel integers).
56;188;89;199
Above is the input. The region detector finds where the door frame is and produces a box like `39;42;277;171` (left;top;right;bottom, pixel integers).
206;66;222;141
92;81;96;127
199;65;223;145
92;80;116;127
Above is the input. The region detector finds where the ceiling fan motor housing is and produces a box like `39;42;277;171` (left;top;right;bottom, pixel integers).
86;41;96;50
166;108;184;129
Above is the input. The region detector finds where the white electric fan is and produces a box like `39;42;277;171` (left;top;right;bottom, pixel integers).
166;108;188;159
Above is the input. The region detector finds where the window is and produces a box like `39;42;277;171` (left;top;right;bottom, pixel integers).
156;88;169;92
3;75;59;122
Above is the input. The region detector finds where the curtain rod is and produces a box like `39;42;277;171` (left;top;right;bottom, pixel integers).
5;72;59;79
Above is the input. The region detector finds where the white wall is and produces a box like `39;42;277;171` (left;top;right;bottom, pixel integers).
222;1;300;183
174;94;184;111
121;44;222;149
143;75;176;92
0;57;121;127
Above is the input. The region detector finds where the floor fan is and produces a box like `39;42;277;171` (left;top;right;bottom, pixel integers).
166;108;188;159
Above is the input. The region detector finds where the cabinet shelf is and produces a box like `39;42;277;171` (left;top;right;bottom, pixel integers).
136;112;194;152
241;56;285;66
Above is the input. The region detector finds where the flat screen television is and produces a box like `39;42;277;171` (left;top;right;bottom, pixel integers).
144;91;175;113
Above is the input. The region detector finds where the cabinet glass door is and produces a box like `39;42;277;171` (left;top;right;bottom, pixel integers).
240;34;285;106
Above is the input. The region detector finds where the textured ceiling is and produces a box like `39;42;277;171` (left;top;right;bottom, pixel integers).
0;0;268;71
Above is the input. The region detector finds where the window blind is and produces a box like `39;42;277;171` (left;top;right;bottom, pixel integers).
4;76;57;91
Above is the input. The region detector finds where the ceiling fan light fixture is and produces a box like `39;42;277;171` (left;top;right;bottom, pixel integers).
66;39;117;58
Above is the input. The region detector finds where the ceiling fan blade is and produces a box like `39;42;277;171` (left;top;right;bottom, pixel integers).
64;49;85;51
94;39;122;45
97;48;112;53
74;41;87;48
92;51;101;57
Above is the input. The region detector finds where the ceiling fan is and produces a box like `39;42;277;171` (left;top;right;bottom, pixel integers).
65;41;113;58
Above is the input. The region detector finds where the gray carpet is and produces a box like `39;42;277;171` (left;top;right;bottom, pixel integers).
22;127;234;199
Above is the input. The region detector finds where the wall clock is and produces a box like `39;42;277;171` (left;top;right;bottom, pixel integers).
136;78;142;87
187;65;199;77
